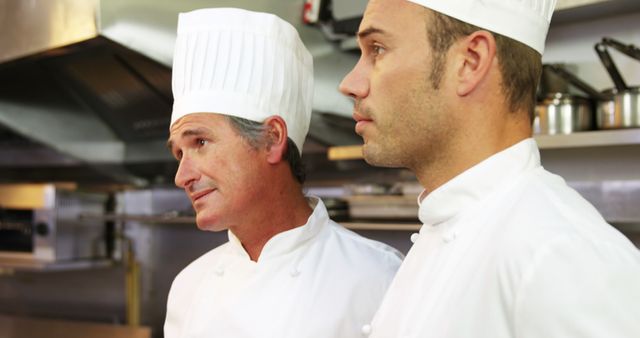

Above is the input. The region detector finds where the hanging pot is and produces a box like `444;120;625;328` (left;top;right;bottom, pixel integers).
534;92;592;135
534;64;611;135
595;38;640;129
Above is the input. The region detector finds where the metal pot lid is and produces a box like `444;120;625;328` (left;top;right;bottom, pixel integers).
540;92;591;105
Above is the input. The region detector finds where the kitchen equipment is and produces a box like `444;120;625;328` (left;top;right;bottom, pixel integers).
534;64;611;135
0;184;107;264
537;64;570;101
322;197;349;221
0;315;151;338
535;93;592;135
594;38;640;129
346;195;419;220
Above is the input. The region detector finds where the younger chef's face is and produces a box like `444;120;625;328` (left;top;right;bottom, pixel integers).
339;0;456;171
168;113;267;231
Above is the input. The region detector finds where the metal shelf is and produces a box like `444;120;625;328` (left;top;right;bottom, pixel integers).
342;222;421;231
535;129;640;149
78;213;424;232
79;213;195;224
0;258;114;273
553;0;640;24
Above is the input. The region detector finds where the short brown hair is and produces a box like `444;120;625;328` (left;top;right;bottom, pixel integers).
426;10;542;121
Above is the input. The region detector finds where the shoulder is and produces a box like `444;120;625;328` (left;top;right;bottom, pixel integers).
499;168;630;249
494;166;639;266
492;169;640;335
512;234;640;337
323;220;404;272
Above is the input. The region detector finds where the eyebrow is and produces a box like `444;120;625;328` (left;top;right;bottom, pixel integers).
357;27;387;40
166;128;208;150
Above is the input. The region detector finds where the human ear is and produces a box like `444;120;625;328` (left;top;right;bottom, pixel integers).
263;116;288;164
455;30;496;96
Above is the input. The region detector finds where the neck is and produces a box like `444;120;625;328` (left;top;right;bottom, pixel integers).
414;107;531;194
229;176;312;262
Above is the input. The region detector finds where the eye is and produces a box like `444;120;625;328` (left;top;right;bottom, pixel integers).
174;150;183;161
196;138;208;146
371;44;386;57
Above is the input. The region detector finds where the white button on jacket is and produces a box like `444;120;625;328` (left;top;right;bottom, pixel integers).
368;139;640;338
164;198;403;338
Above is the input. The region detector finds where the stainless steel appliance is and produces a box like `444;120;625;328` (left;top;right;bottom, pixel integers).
0;184;107;264
535;64;613;135
595;38;640;129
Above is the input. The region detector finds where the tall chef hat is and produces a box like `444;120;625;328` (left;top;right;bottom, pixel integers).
407;0;557;54
171;8;314;151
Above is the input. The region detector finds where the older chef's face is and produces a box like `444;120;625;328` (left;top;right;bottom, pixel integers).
339;0;455;170
168;113;266;231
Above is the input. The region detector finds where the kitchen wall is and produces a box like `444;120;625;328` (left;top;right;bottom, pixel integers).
545;11;640;90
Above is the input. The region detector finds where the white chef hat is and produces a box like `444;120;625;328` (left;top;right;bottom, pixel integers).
407;0;557;54
171;8;314;151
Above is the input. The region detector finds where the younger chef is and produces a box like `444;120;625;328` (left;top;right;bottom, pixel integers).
340;0;640;337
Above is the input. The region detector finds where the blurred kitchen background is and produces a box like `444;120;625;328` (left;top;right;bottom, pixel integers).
1;0;640;337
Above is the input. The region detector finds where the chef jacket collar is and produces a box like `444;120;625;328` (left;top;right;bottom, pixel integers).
418;138;541;227
227;197;327;261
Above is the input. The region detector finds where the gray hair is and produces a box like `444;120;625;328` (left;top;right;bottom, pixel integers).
226;116;306;184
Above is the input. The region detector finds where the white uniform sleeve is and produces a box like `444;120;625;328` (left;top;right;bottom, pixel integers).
515;235;640;338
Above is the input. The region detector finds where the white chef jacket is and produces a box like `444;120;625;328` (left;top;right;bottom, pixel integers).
164;198;402;338
365;138;640;338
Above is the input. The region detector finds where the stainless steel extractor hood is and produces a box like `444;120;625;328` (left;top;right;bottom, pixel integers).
0;0;362;185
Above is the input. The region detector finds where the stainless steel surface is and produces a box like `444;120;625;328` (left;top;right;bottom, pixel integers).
0;36;171;185
341;222;421;231
534;128;640;149
614;87;640;127
570;180;640;223
545;64;609;100
0;184;107;264
534;64;620;135
594;38;640;129
0;314;150;338
552;0;640;24
329;128;640;157
535;93;593;135
597;87;640;129
0;0;360;185
0;258;113;272
347;195;419;220
117;188;192;216
595;88;618;129
0;0;99;64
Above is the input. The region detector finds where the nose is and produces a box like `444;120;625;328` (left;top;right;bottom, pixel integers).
339;57;370;100
174;155;198;189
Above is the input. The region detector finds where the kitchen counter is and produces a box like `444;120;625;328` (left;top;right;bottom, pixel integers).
0;315;150;338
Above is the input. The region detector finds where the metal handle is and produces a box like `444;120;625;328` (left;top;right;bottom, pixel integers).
544;64;609;101
602;37;640;61
595;42;628;91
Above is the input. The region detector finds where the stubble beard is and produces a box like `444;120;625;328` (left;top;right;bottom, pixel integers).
361;82;446;172
357;104;402;169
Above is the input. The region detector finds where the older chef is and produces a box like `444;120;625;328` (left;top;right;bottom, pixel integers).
340;0;640;337
164;8;402;338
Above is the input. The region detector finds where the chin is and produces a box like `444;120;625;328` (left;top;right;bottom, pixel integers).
195;214;227;232
363;144;401;168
